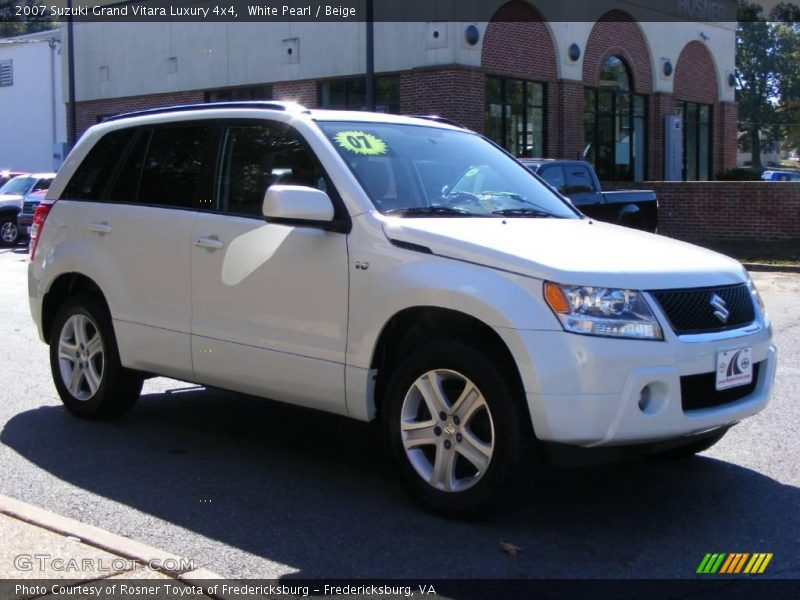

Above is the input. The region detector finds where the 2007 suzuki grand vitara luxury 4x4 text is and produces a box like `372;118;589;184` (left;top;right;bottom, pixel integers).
29;103;776;513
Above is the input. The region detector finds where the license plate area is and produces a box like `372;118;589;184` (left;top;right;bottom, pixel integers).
716;347;753;391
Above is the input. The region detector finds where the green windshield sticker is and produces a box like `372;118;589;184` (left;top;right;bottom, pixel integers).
465;168;479;177
333;131;388;156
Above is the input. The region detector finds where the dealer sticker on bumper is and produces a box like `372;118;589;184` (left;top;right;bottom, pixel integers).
716;347;753;390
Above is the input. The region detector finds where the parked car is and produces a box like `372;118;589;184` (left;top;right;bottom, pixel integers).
761;170;800;181
0;170;27;187
0;173;55;246
519;159;657;232
17;189;48;243
29;103;775;514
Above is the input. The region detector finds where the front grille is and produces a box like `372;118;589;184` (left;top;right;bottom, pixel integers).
681;362;760;412
650;284;755;335
21;200;40;216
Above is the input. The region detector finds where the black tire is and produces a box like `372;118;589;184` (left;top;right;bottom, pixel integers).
382;339;536;516
49;294;142;419
0;217;19;246
651;429;728;459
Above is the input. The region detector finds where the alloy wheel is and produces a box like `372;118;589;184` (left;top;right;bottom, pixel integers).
57;314;105;401
0;221;18;244
400;369;495;492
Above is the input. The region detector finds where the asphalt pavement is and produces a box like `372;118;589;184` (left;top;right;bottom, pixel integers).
1;245;799;580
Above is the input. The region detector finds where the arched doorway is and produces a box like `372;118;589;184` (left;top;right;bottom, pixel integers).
583;55;646;181
674;41;719;180
481;1;557;157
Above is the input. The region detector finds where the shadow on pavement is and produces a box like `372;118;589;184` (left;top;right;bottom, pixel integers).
2;385;798;579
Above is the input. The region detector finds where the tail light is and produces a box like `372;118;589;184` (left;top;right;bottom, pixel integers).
30;200;55;261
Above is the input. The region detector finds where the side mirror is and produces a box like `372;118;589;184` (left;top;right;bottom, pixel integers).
263;185;335;225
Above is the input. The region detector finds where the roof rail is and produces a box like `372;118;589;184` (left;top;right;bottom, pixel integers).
408;115;468;130
103;101;308;123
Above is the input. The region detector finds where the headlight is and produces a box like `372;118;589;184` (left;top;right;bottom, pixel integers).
747;276;768;321
544;282;663;340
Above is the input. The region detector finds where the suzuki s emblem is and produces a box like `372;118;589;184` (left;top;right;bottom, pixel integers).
710;294;730;324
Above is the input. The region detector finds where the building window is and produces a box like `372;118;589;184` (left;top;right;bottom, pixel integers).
0;60;13;87
205;84;273;102
485;76;545;158
318;76;400;113
584;56;646;182
678;102;712;180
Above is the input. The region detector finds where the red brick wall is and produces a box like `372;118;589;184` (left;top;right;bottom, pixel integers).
612;181;800;241
716;101;738;176
273;80;317;107
481;1;558;81
399;67;486;133
551;80;585;160
72;90;205;140
674;41;718;104
583;10;654;94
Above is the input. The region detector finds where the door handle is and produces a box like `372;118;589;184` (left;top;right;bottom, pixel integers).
88;222;111;234
194;236;224;250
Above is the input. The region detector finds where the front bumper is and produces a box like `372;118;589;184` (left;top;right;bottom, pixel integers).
17;214;32;238
509;322;776;447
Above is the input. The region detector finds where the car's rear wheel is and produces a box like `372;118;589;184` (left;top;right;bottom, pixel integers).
49;295;142;419
0;218;19;246
383;340;535;515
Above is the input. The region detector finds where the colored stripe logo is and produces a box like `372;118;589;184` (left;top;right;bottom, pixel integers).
697;553;773;574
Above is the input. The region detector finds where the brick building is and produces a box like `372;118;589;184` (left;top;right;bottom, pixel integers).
68;0;738;182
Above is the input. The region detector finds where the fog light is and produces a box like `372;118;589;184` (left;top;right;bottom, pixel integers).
638;385;653;413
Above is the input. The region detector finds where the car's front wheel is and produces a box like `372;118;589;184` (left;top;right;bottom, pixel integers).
0;218;19;246
49;295;143;419
383;340;535;515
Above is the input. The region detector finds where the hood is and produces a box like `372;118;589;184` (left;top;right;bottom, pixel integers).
382;217;747;290
0;194;23;209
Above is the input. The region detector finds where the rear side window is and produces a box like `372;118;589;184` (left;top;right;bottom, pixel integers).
565;167;594;194
138;125;210;208
217;123;327;216
32;178;52;192
109;131;149;203
61;129;134;200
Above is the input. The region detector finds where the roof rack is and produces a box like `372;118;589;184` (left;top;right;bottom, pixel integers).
408;115;468;130
103;101;308;123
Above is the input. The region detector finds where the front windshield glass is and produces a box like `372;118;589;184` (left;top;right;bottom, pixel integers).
0;176;34;196
319;122;578;219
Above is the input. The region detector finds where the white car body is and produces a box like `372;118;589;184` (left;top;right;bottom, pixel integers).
28;105;776;507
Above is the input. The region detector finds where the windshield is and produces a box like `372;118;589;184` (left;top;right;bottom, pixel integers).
0;176;34;196
319;122;578;219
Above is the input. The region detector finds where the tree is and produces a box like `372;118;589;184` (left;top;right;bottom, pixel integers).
770;3;800;154
736;3;783;168
0;0;56;38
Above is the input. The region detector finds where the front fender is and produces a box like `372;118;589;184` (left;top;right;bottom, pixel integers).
344;215;564;420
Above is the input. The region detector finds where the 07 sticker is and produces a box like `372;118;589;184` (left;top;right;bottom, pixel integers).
333;131;388;155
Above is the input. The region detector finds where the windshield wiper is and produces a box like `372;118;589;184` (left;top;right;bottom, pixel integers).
385;206;478;217
490;208;561;218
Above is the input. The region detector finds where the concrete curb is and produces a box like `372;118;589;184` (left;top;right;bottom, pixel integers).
742;262;800;274
0;494;224;586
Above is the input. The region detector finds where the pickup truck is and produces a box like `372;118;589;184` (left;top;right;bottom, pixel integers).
519;159;657;233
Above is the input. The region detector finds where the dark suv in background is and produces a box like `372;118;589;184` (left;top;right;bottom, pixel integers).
0;174;55;246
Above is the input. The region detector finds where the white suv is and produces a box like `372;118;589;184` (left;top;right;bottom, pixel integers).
29;103;776;513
